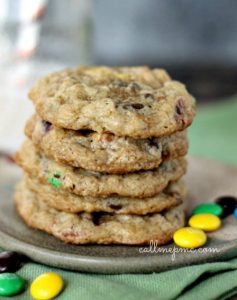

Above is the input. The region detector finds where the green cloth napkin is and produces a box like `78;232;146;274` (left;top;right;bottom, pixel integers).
2;97;237;300
10;257;237;300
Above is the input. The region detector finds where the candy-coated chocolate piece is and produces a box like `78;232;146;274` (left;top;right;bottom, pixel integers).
30;272;64;300
173;227;207;248
234;208;237;219
216;196;237;218
0;273;25;296
192;203;223;217
48;177;61;188
0;251;24;273
189;213;221;231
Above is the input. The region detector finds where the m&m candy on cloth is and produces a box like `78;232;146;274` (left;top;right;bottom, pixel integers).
0;251;24;273
0;273;25;296
215;196;237;218
173;227;207;248
189;213;221;231
192;203;223;217
30;272;64;300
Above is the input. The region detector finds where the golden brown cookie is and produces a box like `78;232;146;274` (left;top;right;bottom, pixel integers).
29;66;195;138
25;115;189;173
15;181;185;245
24;175;186;215
16;140;187;198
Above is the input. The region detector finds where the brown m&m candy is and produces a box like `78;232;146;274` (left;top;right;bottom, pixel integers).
215;196;237;218
0;251;25;273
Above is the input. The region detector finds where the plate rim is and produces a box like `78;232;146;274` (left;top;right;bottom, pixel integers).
1;224;237;274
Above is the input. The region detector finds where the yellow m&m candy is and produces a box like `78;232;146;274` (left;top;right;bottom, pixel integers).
30;272;64;300
189;213;221;231
173;227;207;248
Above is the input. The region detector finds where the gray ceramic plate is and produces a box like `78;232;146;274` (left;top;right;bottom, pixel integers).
0;157;237;274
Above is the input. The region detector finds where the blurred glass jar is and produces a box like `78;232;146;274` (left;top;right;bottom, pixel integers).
0;0;92;153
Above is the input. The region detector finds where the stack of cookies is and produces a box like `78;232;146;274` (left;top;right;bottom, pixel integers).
15;66;196;245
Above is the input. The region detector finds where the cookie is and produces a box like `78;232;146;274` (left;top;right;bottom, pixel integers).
28;66;196;138
16;140;187;198
24;175;186;215
15;181;185;244
25;115;188;173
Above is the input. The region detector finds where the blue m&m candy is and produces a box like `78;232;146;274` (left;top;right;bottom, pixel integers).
234;208;237;219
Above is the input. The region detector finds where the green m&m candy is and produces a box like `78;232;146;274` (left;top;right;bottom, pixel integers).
0;273;25;296
48;171;62;188
48;177;61;187
192;203;223;217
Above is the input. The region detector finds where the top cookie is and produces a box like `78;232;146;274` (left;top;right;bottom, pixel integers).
29;66;196;138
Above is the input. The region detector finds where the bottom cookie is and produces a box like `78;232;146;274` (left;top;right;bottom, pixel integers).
15;182;185;245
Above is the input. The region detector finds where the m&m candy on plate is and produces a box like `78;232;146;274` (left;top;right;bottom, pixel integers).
192;203;223;217
173;227;207;248
189;213;221;232
215;196;237;218
234;207;237;219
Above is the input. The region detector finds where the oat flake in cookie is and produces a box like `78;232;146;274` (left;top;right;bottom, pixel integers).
25;115;188;174
15;182;185;245
28;66;196;138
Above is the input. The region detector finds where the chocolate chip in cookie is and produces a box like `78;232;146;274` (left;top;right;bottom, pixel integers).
41;120;52;132
123;103;144;110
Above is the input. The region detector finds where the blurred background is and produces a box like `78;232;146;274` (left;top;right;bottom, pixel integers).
0;0;237;162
